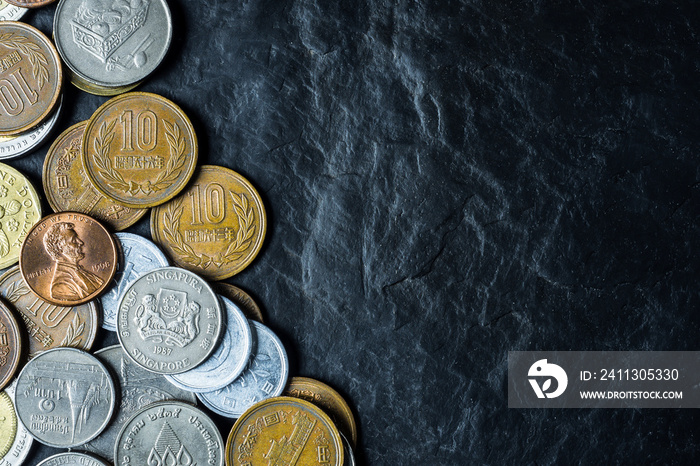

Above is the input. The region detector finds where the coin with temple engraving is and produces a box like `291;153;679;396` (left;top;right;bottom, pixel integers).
114;400;224;466
36;452;109;466
82;92;198;209
213;282;264;323
0;299;21;391
0;381;32;466
43;122;147;231
0;2;26;21
116;266;223;374
151;165;266;280
0;163;41;270
225;397;344;466
0;390;16;459
14;347;116;448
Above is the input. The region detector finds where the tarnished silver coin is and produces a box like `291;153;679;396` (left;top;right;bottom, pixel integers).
101;233;169;332
165;295;252;392
0;95;62;160
197;320;288;418
53;0;172;90
36;452;109;466
82;345;197;462
117;266;223;374
0;2;26;21
114;400;224;466
0;382;32;466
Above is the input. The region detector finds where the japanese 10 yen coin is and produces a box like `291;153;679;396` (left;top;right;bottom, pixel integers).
0;299;21;391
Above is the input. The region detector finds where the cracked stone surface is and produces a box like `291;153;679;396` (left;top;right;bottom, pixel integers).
17;1;700;464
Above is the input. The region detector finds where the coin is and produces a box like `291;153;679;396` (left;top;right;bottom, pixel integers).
0;2;26;21
114;401;224;466
0;299;21;391
0;266;99;358
36;453;109;466
3;0;55;8
42;122;147;231
14;347;116;448
225;397;344;466
341;432;356;466
0;163;41;269
0;390;16;458
151;165;266;279
69;69;141;96
116;266;223;374
165;295;252;392
0;381;32;466
19;212;118;306
100;232;169;331
197;320;288;418
82;92;198;208
82;345;197;462
0;22;62;136
0;95;62;160
212;283;264;323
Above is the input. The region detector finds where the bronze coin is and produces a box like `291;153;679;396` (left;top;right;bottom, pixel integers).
0;299;21;391
82;92;198;209
212;282;264;323
19;212;117;306
42;121;147;231
68;69;141;97
4;0;55;8
0;22;62;136
0;266;99;358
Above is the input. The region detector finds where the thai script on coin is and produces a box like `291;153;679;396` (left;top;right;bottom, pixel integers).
0;299;21;391
36;452;109;466
0;163;41;269
0;382;32;466
0;95;61;160
0;2;26;21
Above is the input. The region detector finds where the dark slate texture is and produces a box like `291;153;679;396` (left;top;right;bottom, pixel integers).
18;0;700;464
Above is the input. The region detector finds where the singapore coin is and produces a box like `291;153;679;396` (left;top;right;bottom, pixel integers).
0;2;26;21
36;452;109;466
0;163;41;269
0;94;62;160
0;381;32;466
212;282;264;323
0;299;21;391
0;390;15;459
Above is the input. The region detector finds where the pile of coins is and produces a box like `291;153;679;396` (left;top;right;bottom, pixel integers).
0;3;357;466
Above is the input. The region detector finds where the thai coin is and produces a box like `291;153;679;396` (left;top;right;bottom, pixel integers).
100;233;169;331
14;347;116;448
36;452;109;466
341;432;356;466
0;299;21;391
42;121;147;231
0;266;99;358
0;163;41;269
0;390;15;459
0;2;26;21
151;165;266;280
225;397;344;466
197;320;288;418
116;266;223;374
81;345;197;463
114;401;224;466
19;212;118;306
212;282;264;323
0;94;61;160
0;381;32;466
165;295;252;392
53;0;172;90
82;92;198;209
0;22;62;136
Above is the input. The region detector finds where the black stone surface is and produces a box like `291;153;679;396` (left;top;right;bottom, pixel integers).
14;1;700;464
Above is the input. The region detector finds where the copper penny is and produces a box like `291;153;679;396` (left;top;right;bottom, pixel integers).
19;212;117;306
42;121;147;231
0;299;21;391
0;22;62;135
0;266;99;358
4;0;55;8
150;165;266;280
213;282;264;323
82;92;198;208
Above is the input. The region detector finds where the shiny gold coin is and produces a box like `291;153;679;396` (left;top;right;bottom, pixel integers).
151;165;266;280
284;377;358;447
0;390;16;458
82;92;198;208
43;121;147;231
226;396;344;466
0;299;22;391
0;22;62;136
213;282;264;323
0;163;41;269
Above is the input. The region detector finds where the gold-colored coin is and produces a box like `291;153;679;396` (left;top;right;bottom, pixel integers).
213;282;264;323
69;68;140;96
42;121;147;231
0;390;17;458
226;396;344;466
0;163;41;269
0;22;62;136
82;92;198;208
151;165;266;280
283;377;358;447
0;299;22;391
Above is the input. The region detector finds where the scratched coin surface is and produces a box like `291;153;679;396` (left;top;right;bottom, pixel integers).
14;347;116;448
0;22;62;136
213;282;264;323
82;92;198;209
151;165;266;280
114;400;224;466
165;295;252;392
0;163;41;269
100;232;169;332
0;299;21;391
197;320;288;418
43;121;147;231
117;266;223;374
0;266;99;358
36;452;109;466
0;390;15;458
82;345;197;462
0;94;61;160
19;212;118;306
0;2;26;21
0;381;32;466
226;397;344;466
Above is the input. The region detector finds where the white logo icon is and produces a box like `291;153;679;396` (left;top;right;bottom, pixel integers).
528;359;568;399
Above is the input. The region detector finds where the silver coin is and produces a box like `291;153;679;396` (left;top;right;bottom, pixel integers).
165;296;252;392
0;95;62;160
117;266;223;374
53;0;172;89
14;347;116;448
197;320;288;418
0;381;32;466
36;452;109;466
341;432;356;466
101;233;169;332
0;2;26;22
114;401;224;466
